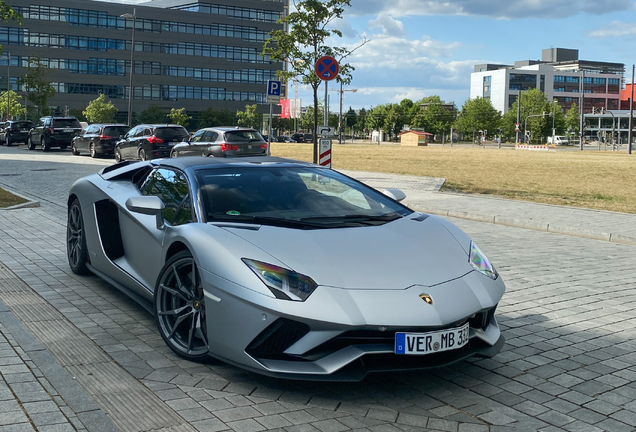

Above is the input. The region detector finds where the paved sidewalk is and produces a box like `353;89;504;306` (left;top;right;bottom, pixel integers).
342;170;636;246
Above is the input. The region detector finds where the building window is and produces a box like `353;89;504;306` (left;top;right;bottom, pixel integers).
483;76;491;82
554;75;565;82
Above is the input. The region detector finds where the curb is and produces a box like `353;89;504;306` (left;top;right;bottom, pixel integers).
412;206;636;246
0;185;40;210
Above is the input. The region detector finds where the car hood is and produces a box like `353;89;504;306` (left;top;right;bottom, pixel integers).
219;215;473;289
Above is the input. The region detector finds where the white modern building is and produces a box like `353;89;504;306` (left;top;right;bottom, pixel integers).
470;48;624;114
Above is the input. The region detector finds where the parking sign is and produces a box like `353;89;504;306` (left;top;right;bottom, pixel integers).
267;80;281;104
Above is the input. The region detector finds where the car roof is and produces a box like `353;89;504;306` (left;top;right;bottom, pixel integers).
136;124;186;128
201;127;258;132
151;156;315;171
91;124;128;127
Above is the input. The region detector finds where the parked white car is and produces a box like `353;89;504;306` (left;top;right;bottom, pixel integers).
547;135;569;145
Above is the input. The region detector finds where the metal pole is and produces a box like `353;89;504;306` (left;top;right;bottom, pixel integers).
339;81;343;144
552;99;555;145
268;103;272;156
629;65;634;155
324;81;328;127
6;52;10;120
516;90;521;144
579;69;585;150
294;77;298;133
124;8;136;127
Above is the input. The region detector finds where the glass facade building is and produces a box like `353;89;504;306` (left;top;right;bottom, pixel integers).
2;0;287;122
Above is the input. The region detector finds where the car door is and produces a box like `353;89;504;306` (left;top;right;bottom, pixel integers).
120;126;138;158
31;118;45;142
0;122;7;142
199;131;218;156
180;130;205;156
80;125;98;152
119;167;193;289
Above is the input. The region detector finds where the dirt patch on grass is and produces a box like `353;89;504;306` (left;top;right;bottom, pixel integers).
271;143;636;214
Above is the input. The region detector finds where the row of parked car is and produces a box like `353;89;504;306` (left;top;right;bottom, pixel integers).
0;116;305;161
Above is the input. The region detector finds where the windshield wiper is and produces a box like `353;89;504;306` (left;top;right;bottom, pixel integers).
207;213;321;229
300;212;403;224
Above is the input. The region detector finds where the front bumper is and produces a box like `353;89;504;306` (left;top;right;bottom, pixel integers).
201;269;505;381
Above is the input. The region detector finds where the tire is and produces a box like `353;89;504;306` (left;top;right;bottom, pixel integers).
90;143;97;158
71;143;80;156
170;150;178;158
139;148;147;161
5;135;11;147
27;136;35;150
67;199;90;275
155;251;209;361
42;137;50;152
60;145;68;150
114;146;123;163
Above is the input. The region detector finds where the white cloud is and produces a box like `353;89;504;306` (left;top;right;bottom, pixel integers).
589;21;636;37
349;0;632;19
330;17;359;39
368;13;408;37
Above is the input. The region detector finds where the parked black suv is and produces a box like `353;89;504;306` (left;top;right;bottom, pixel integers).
28;117;83;151
0;120;33;146
71;124;129;158
114;124;189;162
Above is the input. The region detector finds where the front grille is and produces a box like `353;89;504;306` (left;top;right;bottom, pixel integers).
246;318;310;360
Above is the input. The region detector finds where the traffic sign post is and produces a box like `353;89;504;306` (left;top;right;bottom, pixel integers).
317;125;335;136
315;56;339;81
266;80;282;156
319;139;332;168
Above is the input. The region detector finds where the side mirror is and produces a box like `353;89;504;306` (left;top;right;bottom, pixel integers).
382;188;406;202
125;196;165;230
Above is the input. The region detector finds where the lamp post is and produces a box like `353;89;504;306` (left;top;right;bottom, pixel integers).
120;9;136;127
5;52;10;121
337;84;357;144
579;69;585;150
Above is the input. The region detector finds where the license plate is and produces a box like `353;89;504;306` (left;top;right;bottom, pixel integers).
395;323;469;355
64;128;73;132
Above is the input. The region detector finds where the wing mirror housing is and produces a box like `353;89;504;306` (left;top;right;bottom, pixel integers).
125;196;165;229
382;188;406;202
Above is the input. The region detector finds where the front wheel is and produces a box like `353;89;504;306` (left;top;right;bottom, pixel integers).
114;147;123;163
5;135;11;147
170;150;179;158
71;143;80;156
42;137;50;152
155;251;209;361
28;136;35;150
67;199;90;275
90;143;97;158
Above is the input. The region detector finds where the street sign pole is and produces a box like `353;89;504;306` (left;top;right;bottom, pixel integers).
268;103;273;156
315;56;339;168
266;80;282;156
324;81;328;127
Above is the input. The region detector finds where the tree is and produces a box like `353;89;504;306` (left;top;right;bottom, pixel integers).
236;104;262;130
501;89;553;143
300;105;323;131
272;116;294;134
198;108;236;128
167;107;191;128
412;101;455;139
262;0;368;163
454;97;501;139
83;94;118;123
138;105;167;124
68;108;87;122
383;104;404;140
0;91;25;119
18;58;56;116
565;102;580;136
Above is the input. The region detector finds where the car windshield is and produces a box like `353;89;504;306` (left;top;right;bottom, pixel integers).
53;119;81;128
196;166;412;229
103;126;129;137
13;122;32;129
155;127;189;140
225;131;263;143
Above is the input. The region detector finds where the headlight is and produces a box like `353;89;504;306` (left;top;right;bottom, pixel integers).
469;241;498;280
242;259;317;301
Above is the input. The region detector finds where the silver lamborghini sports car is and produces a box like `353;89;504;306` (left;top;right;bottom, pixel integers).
67;157;505;381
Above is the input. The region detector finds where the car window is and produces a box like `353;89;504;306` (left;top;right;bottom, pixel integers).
203;131;218;142
53;118;82;128
15;121;32;129
140;168;193;226
38;119;45;127
155;127;189;141
142;128;152;136
224;130;263;142
190;130;206;142
86;125;100;134
103;126;129;137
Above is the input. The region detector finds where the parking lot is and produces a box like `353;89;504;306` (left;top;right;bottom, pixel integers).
1;143;636;432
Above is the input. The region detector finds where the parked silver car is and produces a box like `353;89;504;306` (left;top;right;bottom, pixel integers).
170;127;267;158
67;157;505;380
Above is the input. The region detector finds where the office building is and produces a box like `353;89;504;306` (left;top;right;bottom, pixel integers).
2;0;287;122
470;48;624;114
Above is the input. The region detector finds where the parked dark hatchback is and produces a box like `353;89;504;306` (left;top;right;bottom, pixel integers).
72;124;129;158
290;133;306;143
28;117;83;151
170;127;268;158
0;121;33;146
115;124;189;162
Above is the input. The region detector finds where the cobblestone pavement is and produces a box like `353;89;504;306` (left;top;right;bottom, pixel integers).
1;144;636;432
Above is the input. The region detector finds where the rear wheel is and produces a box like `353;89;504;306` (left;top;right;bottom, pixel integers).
5;135;11;147
139;148;148;161
114;146;123;163
42;137;50;152
27;136;35;150
60;144;68;150
155;251;209;361
67;199;90;275
90;143;97;158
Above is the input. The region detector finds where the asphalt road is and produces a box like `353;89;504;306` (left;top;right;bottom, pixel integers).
1;143;636;432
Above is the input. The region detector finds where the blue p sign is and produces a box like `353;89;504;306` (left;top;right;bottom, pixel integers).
267;80;281;96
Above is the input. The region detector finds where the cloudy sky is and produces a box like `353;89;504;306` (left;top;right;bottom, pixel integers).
293;0;636;111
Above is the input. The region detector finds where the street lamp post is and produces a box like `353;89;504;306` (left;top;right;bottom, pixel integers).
6;52;10;121
120;9;136;127
336;84;357;144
